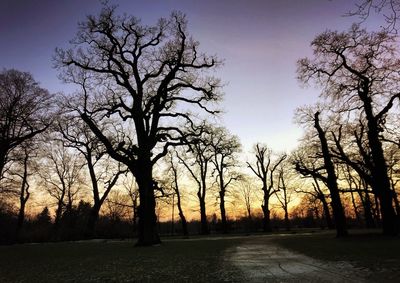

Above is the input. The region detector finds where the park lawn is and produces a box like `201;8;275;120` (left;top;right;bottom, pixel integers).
273;229;400;282
0;237;244;283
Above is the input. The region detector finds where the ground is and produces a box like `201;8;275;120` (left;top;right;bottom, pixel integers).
226;235;368;282
0;230;399;282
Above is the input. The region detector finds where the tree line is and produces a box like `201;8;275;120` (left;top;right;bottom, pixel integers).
1;3;400;245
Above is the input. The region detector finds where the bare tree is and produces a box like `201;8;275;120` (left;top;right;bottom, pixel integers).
298;25;400;235
57;115;125;237
348;0;400;31
55;5;222;245
291;144;335;230
275;162;297;231
0;69;52;182
40;141;85;229
209;127;241;233
165;151;188;236
236;177;257;220
177;131;213;235
122;174;139;233
247;143;286;232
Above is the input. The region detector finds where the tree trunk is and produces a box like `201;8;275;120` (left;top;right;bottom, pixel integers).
16;153;30;239
199;195;209;234
261;198;272;232
314;112;348;237
219;190;227;233
0;146;7;179
393;190;400;218
320;195;334;229
350;190;361;225
134;159;160;246
85;204;100;238
361;93;398;235
175;189;188;237
284;209;290;231
358;189;375;228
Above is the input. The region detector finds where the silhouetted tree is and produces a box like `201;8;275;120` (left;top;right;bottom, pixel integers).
236;177;257;220
0;69;52;181
209;127;241;233
165;151;188;236
247;144;286;232
298;25;400;235
349;0;400;31
275;161;297;231
14;146;33;238
57;116;125;237
314;112;348;237
178;130;213;235
39;141;85;230
55;5;222;246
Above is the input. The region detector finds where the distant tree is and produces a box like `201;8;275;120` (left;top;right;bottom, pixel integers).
57;115;125;237
298;25;400;235
14;146;34;237
236;177;257;220
177;129;213;235
55;5;222;246
291;144;335;230
209;127;241;233
39;141;85;229
247;144;286;232
165;151;188;236
36;207;52;225
274;161;297;231
122;174;139;233
0;69;52;182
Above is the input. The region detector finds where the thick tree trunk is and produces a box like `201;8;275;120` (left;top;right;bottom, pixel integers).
261;197;272;232
314;112;348;237
361;95;398;235
134;159;160;246
219;190;227;233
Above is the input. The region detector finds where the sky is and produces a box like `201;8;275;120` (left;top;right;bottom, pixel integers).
0;0;383;154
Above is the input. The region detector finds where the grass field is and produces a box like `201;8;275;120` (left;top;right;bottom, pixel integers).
0;237;244;282
273;230;400;282
1;230;399;282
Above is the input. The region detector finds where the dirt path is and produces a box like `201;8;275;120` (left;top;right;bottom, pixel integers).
225;235;370;282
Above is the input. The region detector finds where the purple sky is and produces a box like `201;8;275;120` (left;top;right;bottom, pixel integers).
0;0;382;153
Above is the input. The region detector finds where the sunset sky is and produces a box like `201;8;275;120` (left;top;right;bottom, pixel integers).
0;0;383;153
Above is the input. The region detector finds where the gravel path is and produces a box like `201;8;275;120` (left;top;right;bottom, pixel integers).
225;236;370;282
